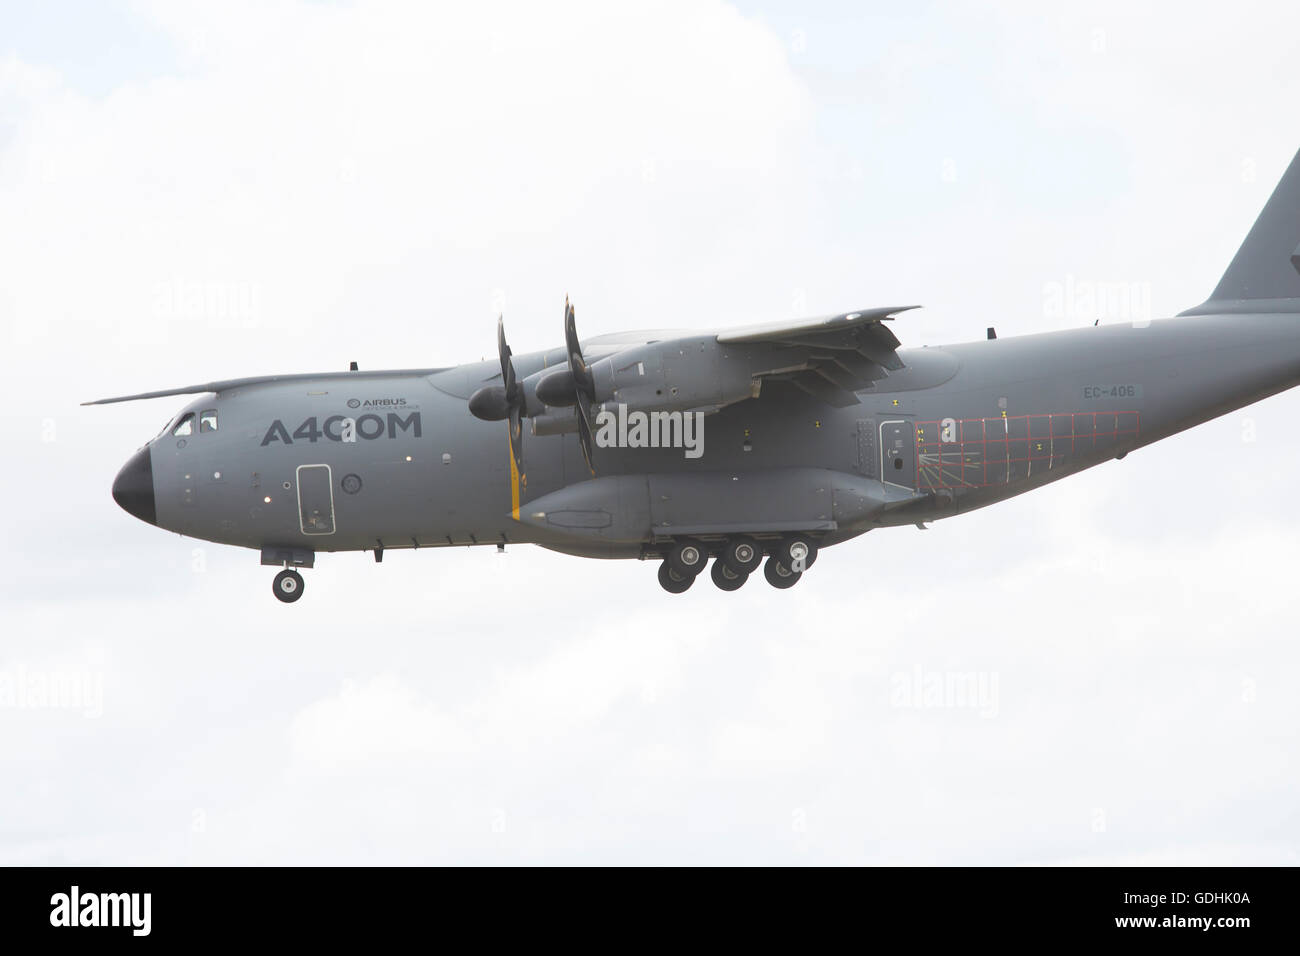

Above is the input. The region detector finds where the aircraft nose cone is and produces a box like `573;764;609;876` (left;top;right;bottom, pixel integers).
112;446;156;526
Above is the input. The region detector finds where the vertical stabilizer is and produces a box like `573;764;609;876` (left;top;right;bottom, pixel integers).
1181;147;1300;315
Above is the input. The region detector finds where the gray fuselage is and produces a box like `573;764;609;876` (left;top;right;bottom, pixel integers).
127;310;1300;561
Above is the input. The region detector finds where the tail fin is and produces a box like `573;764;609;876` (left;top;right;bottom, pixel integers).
1181;147;1300;316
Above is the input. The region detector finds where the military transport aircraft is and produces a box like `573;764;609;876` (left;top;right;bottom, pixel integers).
89;148;1300;602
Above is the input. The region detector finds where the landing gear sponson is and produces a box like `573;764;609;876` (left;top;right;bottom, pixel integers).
653;534;820;594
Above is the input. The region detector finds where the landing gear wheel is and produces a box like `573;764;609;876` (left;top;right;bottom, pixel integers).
722;536;762;575
711;558;749;591
777;535;818;573
273;569;304;603
667;539;708;578
658;560;695;594
763;555;802;589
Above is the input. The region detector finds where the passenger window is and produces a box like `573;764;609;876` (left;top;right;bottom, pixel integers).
172;413;195;437
200;409;219;433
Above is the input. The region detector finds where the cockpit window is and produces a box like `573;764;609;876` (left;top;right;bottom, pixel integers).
172;413;195;437
200;409;218;433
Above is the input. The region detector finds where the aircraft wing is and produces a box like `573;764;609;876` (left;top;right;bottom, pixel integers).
715;305;918;406
82;368;447;405
466;299;921;476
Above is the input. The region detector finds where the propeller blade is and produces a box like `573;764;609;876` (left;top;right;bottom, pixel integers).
487;314;524;475
576;405;596;476
564;297;594;399
562;296;597;473
508;403;525;476
497;314;518;403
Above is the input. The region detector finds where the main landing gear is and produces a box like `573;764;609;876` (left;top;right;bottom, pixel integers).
655;535;819;594
711;558;747;591
658;561;695;594
273;568;305;603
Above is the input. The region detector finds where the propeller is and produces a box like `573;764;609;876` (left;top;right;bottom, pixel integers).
532;297;598;473
469;298;597;475
467;315;525;474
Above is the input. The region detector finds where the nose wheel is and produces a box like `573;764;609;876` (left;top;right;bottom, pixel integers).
273;568;305;603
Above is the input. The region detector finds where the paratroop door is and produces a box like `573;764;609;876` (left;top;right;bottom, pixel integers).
297;464;336;535
879;419;916;489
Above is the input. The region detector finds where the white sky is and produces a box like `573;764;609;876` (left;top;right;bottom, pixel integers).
1;0;1297;864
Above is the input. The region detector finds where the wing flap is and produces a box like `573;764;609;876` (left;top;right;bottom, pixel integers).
784;370;861;406
712;305;917;401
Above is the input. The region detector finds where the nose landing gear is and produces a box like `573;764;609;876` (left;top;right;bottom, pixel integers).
261;548;313;604
273;568;305;603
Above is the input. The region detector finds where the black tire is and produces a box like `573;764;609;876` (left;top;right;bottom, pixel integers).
273;569;304;603
777;535;818;573
710;558;748;591
763;555;801;589
667;539;708;578
722;536;762;575
658;560;695;594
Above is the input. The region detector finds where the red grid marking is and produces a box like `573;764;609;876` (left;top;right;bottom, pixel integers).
913;411;1140;490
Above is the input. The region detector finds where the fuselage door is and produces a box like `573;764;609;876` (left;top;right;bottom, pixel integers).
879;418;916;489
297;464;336;535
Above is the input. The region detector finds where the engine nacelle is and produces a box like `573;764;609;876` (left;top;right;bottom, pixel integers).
467;385;512;421
588;336;758;415
531;407;581;436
